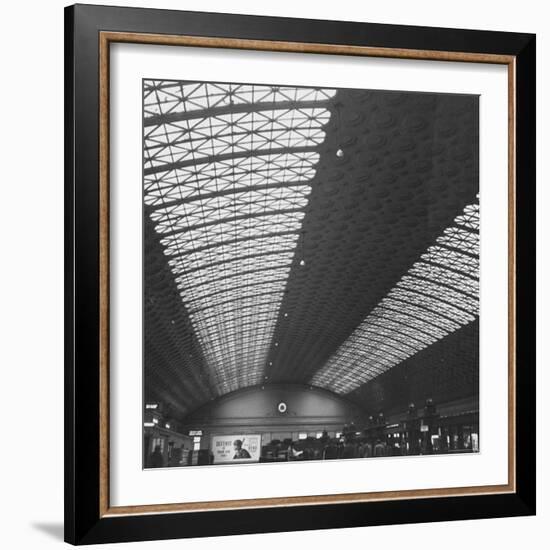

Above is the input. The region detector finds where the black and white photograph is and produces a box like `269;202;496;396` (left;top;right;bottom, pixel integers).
53;1;540;545
142;80;480;469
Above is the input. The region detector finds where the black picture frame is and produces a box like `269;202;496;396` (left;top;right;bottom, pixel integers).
65;3;536;545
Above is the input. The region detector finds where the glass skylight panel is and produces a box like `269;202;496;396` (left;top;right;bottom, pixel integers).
437;227;479;256
311;200;480;394
421;246;479;277
172;251;295;282
194;317;275;336
167;235;300;270
154;208;306;236
368;318;437;345
191;299;284;323
372;305;451;337
173;255;296;289
151;188;310;230
144;108;330;169
144;81;337;118
455;203;479;230
359;329;424;354
388;288;475;324
144;82;334;395
178;266;291;295
144;152;320;206
188;287;285;313
162;217;304;251
408;263;478;296
397;276;478;314
181;269;291;301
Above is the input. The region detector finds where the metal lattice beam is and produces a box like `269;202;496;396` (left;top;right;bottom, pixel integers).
144;80;336;395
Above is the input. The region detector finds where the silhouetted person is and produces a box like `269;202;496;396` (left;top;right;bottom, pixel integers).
233;439;251;459
323;439;339;459
374;439;385;457
149;445;164;468
168;446;182;467
342;436;358;459
362;441;373;458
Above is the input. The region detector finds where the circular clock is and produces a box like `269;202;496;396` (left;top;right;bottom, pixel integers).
277;401;288;414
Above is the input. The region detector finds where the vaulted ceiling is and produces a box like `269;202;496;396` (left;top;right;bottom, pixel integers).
143;80;479;420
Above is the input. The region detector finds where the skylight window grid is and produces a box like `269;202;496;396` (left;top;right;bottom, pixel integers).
166;232;299;259
191;315;277;335
192;330;278;364
144;82;333;393
176;265;291;295
187;287;285;314
421;245;479;276
358;328;425;355
181;270;290;303
144;108;330;169
153;185;311;221
194;324;276;345
368;318;438;346
162;218;303;251
189;299;283;326
202;332;275;355
172;254;296;290
171;251;296;285
183;285;287;315
151;190;310;229
311;200;480;393
408;263;478;296
437;227;479;255
144;81;336;117
397;276;479;314
166;235;299;271
386;288;475;324
154;207;305;235
190;305;280;330
372;305;450;337
145;107;330;142
144;152;320;205
454;203;479;230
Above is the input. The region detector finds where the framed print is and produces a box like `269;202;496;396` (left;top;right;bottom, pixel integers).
64;3;536;545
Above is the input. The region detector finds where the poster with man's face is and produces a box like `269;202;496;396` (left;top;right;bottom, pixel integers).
211;435;262;464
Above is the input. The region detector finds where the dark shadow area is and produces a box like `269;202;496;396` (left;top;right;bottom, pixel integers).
31;522;64;542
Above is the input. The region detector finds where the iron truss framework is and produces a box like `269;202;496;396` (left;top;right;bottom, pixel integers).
144;81;336;395
311;198;480;393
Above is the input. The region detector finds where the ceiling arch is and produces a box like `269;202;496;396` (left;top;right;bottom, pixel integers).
143;81;479;420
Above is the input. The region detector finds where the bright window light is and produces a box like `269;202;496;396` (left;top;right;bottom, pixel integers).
311;199;480;393
144;82;335;395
